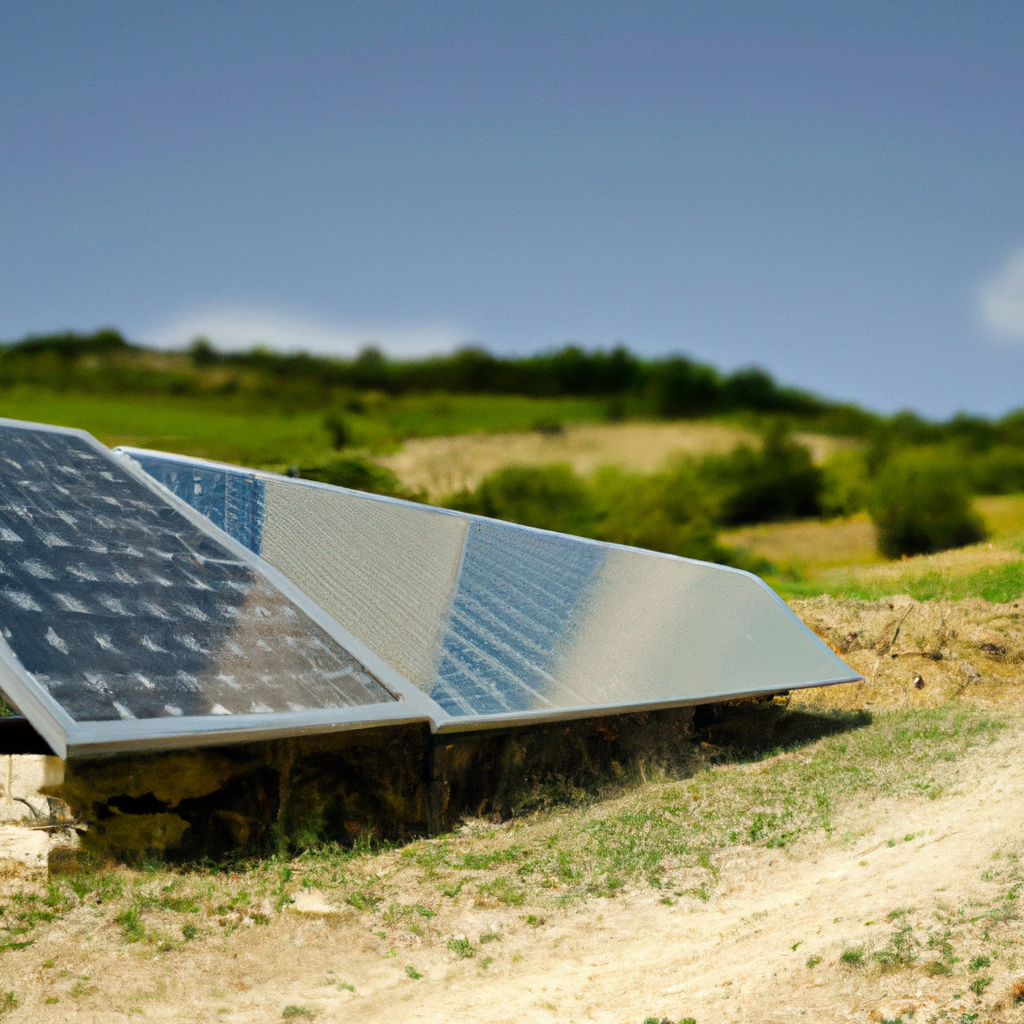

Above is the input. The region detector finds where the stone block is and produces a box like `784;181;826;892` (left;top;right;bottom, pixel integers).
0;754;66;821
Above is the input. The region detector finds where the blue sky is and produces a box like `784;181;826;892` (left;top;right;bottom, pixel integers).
3;1;1024;417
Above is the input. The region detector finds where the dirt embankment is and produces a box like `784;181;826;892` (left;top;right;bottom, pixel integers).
790;595;1024;713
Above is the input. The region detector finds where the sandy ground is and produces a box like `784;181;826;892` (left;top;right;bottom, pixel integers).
377;423;848;499
0;713;1020;1023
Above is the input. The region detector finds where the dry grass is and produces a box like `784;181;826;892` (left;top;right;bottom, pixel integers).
790;594;1024;713
722;513;880;573
376;421;851;499
725;494;1024;603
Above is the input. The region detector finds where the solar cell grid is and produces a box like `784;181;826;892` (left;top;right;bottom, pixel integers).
0;423;863;759
121;445;863;736
0;424;397;731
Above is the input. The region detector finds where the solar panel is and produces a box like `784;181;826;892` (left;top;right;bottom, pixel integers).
0;420;436;757
121;447;861;733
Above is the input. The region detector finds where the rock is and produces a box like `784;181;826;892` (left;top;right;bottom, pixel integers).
0;824;49;868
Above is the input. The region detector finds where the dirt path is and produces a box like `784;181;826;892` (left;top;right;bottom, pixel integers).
4;716;1022;1023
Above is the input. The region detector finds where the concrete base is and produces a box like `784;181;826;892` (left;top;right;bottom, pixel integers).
1;754;67;822
51;706;708;863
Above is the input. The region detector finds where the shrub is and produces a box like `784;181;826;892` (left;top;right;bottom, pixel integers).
442;462;756;568
698;422;823;525
968;444;1024;494
322;411;350;450
290;456;410;498
590;463;728;563
819;449;870;518
445;464;594;535
869;449;986;559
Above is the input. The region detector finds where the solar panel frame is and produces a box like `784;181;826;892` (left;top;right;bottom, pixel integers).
0;419;442;758
118;446;864;738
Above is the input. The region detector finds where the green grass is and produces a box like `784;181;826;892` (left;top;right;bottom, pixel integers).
0;386;608;468
772;557;1024;603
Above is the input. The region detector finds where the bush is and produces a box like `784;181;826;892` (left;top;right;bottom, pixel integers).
590;464;728;563
445;464;594;535
968;444;1024;494
698;422;823;525
819;449;871;518
869;449;986;558
290;456;412;498
442;462;756;569
322;411;350;450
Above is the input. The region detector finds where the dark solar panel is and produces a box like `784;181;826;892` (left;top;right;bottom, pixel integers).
0;424;396;728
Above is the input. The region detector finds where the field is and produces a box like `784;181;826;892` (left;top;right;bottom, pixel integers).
4;393;1024;1021
0;387;609;469
376;422;853;499
723;494;1024;601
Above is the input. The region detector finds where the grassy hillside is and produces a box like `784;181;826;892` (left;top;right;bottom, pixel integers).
0;385;607;468
6;329;1024;596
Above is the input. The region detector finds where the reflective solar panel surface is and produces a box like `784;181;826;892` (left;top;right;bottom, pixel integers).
0;421;432;756
125;447;861;730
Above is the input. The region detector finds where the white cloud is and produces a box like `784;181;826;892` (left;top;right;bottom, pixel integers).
141;307;467;358
979;247;1024;341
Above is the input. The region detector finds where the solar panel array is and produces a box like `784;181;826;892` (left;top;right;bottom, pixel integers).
124;446;860;731
0;418;860;758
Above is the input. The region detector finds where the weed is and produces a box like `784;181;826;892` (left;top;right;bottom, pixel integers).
476;877;527;905
927;927;960;971
873;925;918;969
968;976;992;997
0;992;15;1016
344;889;381;912
405;966;422;980
840;946;865;966
480;956;493;970
70;978;96;999
968;955;991;971
806;955;823;968
116;905;145;942
480;932;502;943
281;1007;316;1019
182;923;198;941
44;996;59;1005
447;936;475;959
